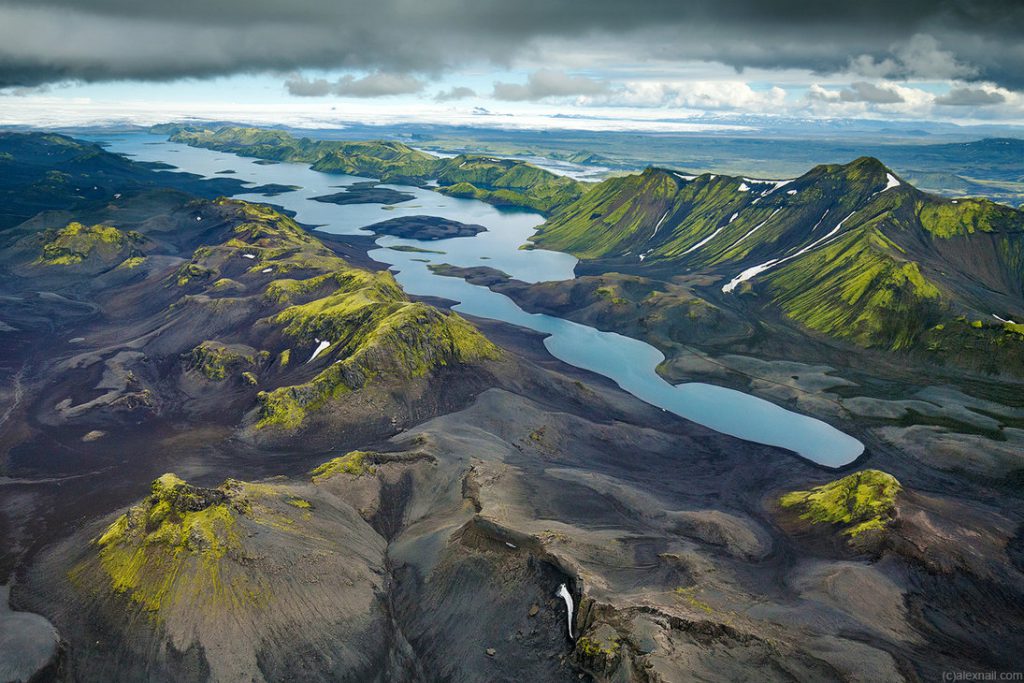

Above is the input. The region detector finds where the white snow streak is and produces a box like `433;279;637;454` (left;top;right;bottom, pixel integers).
651;210;670;237
882;173;901;192
682;213;740;255
307;339;331;363
557;584;575;639
721;211;856;293
722;260;779;293
726;209;781;250
683;227;725;255
809;210;830;232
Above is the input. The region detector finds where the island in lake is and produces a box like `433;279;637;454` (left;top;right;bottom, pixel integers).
312;183;415;206
362;215;487;240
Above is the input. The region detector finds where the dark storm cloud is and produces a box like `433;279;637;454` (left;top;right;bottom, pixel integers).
934;86;1006;106
0;0;1021;89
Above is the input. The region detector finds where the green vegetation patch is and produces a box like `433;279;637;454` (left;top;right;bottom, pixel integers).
780;469;902;538
186;341;262;381
310;450;376;481
576;636;620;658
673;586;714;613
87;473;316;617
257;302;499;429
916;197;1023;239
164;197;501;429
920;317;1024;375
765;228;944;351
117;255;146;270
38;221;140;265
93;474;242;613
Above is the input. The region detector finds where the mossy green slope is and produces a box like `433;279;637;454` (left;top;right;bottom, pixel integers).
761;228;943;350
258;299;499;430
533;158;910;265
172;198;500;430
169;126;584;215
780;469;902;538
310;450;376;481
757;180;1024;357
530;167;696;259
433;154;584;213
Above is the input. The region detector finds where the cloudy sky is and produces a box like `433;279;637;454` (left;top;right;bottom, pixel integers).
1;0;1022;130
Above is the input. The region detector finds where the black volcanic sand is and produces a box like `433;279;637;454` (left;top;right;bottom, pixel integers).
363;215;487;240
311;185;415;206
0;584;60;682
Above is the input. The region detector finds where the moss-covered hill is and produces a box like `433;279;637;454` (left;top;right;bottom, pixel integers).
433;154;584;214
168;126;584;214
532;158;1024;367
35;221;143;267
171;198;501;430
50;469;392;680
780;469;902;541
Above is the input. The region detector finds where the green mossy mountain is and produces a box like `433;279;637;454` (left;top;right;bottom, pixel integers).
169;198;500;430
87;473;249;614
533;158;1024;364
168;126;584;214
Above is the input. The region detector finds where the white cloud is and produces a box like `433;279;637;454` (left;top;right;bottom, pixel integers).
850;34;978;82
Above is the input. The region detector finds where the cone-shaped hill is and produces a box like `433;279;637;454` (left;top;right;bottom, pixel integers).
26;470;395;681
